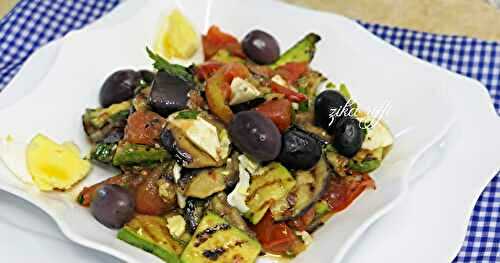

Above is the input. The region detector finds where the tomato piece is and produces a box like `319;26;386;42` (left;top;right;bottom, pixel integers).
202;25;245;60
275;62;309;84
255;98;292;132
270;81;307;103
322;173;375;213
77;173;144;207
222;62;250;83
124;111;165;145
288;207;316;231
195;60;223;81
135;176;170;215
78;174;128;206
253;211;301;255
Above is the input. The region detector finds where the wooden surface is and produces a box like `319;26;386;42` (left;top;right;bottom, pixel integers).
0;0;18;18
284;0;500;41
1;0;500;40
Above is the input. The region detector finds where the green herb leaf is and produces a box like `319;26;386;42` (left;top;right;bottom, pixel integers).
175;110;200;120
146;47;194;83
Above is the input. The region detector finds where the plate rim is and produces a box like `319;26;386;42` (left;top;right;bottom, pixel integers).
0;0;498;262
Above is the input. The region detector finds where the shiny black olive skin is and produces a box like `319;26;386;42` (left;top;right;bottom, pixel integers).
228;111;282;162
331;117;364;158
100;70;141;107
149;71;193;117
278;129;322;170
90;184;135;229
314;90;350;133
139;70;155;84
242;30;280;65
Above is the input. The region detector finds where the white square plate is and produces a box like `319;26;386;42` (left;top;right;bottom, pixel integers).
2;0;494;262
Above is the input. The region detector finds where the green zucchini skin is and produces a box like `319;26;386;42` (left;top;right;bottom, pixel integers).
271;33;321;69
117;215;184;263
82;101;131;143
112;142;169;166
118;228;181;263
181;213;261;263
348;159;381;173
90;143;117;164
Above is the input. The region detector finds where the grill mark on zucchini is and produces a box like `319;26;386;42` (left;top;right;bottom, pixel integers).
201;240;248;261
246;176;295;201
194;223;230;247
203;247;226;261
246;179;282;201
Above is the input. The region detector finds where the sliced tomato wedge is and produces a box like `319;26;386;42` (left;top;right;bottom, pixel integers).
275;62;309;84
253;211;302;255
321;173;376;213
202;25;245;60
270;81;307;103
124;111;165;145
255;98;292;133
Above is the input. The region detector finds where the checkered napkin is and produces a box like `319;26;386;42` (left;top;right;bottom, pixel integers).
0;1;498;262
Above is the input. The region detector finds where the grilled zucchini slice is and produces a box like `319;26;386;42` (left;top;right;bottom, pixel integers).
181;213;261;263
117;215;184;263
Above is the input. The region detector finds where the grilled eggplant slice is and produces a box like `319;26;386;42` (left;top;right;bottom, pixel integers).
208;192;253;235
178;156;238;199
180;213;261;263
178;168;226;198
185;198;207;234
117;215;184;263
271;157;330;221
244;163;296;224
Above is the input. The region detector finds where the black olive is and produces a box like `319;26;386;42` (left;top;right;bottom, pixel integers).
149;71;194;117
138;70;155;84
90;184;135;229
228;111;281;162
331;117;364;158
278;128;322;170
242;30;280;65
314;90;350;133
100;70;141;107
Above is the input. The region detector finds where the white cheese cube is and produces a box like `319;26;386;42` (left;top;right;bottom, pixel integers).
229;77;261;105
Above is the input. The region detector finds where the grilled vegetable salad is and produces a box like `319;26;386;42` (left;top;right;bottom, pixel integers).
78;25;393;262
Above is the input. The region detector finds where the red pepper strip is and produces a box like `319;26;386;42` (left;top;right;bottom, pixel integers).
270;81;307;103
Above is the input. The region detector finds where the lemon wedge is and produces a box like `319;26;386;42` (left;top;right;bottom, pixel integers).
26;134;91;191
154;9;199;60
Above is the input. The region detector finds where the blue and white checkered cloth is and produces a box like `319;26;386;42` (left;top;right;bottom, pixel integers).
0;1;498;262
